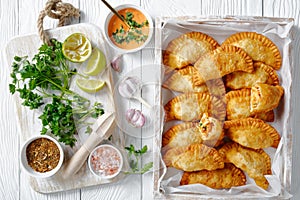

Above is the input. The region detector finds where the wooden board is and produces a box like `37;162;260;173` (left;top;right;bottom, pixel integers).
5;23;126;193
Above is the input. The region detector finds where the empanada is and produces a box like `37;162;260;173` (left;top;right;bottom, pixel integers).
222;32;282;70
180;163;246;189
163;66;208;93
252;110;275;122
226;89;275;122
162;122;203;149
163;115;224;149
225;62;280;90
223;118;280;149
250;83;284;114
226;89;253;120
193;45;253;85
163;66;226;96
164;92;226;122
163;143;224;171
218;142;271;190
163;32;219;69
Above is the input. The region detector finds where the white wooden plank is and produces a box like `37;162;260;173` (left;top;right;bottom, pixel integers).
143;0;201;17
0;0;20;199
144;0;262;17
79;0;101;25
263;1;300;199
200;0;262;16
19;0;79;35
79;0;144;199
2;0;298;200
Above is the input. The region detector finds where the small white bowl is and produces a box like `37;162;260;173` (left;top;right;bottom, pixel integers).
20;135;64;179
104;4;154;53
88;144;123;179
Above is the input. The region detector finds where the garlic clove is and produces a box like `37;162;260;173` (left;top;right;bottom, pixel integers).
125;108;146;128
111;55;123;72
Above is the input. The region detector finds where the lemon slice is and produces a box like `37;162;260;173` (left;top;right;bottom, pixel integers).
84;48;107;76
76;79;106;93
62;33;92;63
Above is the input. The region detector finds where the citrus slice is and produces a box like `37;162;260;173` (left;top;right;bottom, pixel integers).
84;48;107;76
62;33;92;63
76;79;106;93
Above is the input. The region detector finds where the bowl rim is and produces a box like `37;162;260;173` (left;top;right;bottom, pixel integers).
104;4;154;53
20;134;64;178
88;144;123;179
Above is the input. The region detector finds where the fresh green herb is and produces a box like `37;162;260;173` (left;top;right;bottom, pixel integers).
9;39;104;147
85;126;93;134
125;144;153;174
112;12;149;45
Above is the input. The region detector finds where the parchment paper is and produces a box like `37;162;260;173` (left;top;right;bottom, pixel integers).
154;16;294;199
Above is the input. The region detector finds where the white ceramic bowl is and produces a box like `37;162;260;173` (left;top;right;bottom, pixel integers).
104;4;153;53
20;135;64;178
88;144;123;179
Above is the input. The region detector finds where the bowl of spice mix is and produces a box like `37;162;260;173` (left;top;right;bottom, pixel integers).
20;135;64;178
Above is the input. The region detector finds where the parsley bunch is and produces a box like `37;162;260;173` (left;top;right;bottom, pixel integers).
9;39;104;147
112;12;149;45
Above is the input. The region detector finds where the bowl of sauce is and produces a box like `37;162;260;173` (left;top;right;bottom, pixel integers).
88;144;123;179
104;4;153;53
20;135;64;178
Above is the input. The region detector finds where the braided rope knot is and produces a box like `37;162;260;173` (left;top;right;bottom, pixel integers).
38;0;80;45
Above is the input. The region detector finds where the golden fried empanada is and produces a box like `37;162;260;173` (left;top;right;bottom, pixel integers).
226;89;274;122
225;62;280;90
163;66;226;96
180;163;246;189
223;118;280;149
162;122;203;148
163;116;224;149
163;66;208;93
163;32;219;69
163;143;224;171
252;110;275;122
222;32;282;70
164;92;226;122
218;142;271;190
250;83;284;114
226;89;252;120
193;45;253;85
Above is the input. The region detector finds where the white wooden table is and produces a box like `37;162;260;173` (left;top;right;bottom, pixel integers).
1;0;300;199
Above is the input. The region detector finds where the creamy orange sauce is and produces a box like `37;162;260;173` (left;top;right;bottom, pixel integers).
108;8;149;50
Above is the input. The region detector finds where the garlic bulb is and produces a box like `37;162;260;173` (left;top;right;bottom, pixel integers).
125;108;145;128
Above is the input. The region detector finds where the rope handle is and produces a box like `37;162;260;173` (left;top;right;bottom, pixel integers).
37;0;80;45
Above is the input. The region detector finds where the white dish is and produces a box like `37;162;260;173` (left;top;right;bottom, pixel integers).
20;134;64;179
104;4;154;53
88;144;123;179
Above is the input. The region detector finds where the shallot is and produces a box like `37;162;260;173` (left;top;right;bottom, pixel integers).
125;108;146;128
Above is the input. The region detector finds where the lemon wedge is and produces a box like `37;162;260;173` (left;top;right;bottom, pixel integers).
62;33;92;63
84;48;106;76
76;79;106;93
